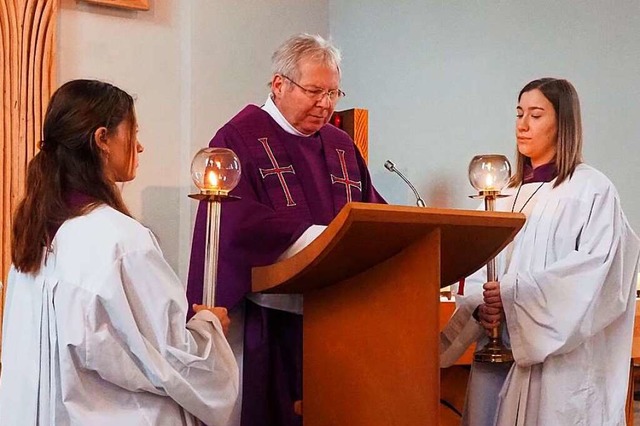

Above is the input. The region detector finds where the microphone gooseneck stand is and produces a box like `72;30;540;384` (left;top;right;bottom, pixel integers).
384;160;426;208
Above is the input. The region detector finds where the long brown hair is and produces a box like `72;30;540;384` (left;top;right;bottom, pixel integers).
12;79;136;274
510;78;583;187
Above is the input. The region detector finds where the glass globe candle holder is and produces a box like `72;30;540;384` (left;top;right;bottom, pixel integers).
191;147;241;196
188;147;242;307
468;154;511;199
468;154;514;364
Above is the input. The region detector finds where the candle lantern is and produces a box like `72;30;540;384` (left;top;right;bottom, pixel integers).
468;154;514;363
189;147;241;306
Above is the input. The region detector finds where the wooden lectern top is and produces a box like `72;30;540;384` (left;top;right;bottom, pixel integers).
252;202;525;294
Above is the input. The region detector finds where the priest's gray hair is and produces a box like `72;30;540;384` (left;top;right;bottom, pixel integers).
271;33;342;81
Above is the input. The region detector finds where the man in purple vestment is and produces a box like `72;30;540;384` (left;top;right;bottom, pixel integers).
188;34;385;426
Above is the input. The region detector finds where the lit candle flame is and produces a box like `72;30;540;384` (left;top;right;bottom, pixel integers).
205;169;219;189
484;173;495;190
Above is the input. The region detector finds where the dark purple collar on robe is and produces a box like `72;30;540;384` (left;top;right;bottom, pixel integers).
523;162;557;184
48;191;96;240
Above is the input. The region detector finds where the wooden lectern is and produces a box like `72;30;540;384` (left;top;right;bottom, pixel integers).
252;202;525;425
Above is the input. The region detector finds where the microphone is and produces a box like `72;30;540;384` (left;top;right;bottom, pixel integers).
384;160;426;207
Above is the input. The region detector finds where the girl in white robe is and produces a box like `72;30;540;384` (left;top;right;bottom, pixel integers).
441;78;640;426
0;79;239;426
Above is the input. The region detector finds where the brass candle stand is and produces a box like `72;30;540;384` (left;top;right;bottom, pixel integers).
468;155;514;364
189;148;241;306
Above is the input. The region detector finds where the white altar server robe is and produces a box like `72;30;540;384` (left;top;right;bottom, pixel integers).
441;164;640;425
0;206;239;425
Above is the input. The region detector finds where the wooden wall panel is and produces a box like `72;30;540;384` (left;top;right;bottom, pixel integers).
0;0;58;348
331;108;369;163
81;0;149;11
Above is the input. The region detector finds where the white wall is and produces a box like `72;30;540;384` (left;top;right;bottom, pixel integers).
57;0;640;282
330;1;640;232
58;0;328;282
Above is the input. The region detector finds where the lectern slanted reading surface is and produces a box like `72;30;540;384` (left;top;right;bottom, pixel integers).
252;202;525;426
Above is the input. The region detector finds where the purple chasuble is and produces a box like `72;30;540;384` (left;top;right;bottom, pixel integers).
187;105;385;426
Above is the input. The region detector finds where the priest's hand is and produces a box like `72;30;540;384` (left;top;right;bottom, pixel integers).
482;280;502;309
193;304;231;335
477;304;502;334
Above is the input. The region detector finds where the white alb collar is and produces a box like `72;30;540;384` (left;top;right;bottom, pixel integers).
261;95;313;137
